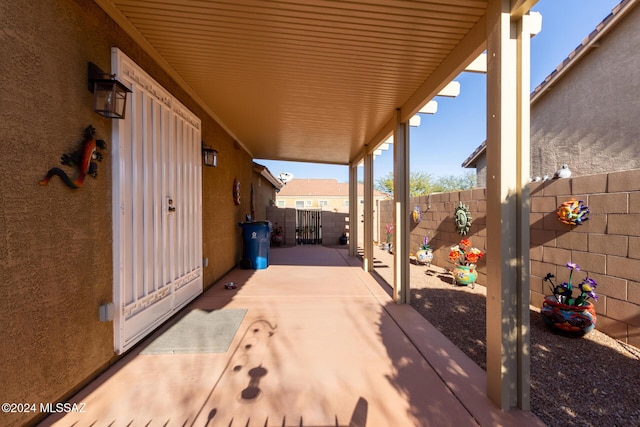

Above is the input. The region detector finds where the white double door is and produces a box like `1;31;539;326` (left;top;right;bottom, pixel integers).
111;49;202;354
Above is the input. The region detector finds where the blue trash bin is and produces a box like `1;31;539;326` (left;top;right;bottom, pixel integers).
238;221;272;269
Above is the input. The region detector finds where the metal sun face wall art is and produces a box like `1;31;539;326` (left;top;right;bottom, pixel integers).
454;201;472;235
557;199;590;226
412;205;422;224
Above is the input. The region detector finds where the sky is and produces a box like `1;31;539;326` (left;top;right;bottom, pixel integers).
257;0;623;184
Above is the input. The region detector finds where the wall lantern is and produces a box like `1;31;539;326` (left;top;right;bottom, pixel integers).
88;62;131;119
202;142;218;167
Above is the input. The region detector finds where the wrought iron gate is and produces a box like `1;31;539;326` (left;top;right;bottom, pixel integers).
296;209;322;244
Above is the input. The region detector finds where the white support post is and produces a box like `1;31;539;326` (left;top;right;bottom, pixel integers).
363;153;374;272
349;163;358;257
393;109;410;304
485;0;531;410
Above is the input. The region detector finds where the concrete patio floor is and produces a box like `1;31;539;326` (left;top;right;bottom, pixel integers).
40;245;543;427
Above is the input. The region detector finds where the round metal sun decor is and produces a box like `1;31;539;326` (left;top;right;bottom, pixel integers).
454;201;472;235
412;205;422;224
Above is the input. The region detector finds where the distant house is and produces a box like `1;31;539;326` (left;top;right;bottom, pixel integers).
464;0;640;186
276;178;388;212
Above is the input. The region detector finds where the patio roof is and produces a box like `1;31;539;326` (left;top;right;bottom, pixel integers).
95;0;495;165
93;0;540;413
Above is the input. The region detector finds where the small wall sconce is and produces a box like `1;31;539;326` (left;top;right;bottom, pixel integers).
202;142;218;167
88;62;131;119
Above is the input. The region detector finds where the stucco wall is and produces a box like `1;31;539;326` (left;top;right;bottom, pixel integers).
530;4;640;178
251;174;277;222
379;171;640;348
0;1;255;425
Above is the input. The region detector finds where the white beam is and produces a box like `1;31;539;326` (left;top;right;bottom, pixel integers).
409;115;421;127
436;80;461;97
418;100;438;114
529;11;542;36
465;53;487;73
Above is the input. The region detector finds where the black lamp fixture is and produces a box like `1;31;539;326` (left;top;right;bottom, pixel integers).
88;62;131;119
202;142;218;167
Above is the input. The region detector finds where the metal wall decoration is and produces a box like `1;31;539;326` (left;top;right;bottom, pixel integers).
412;205;422;224
557;199;590;226
233;178;241;205
39;125;106;190
454;201;472;235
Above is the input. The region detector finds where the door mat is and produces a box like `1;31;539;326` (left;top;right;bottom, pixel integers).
141;308;247;354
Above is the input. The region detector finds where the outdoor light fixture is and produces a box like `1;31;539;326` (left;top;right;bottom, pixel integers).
202;142;218;167
88;62;131;119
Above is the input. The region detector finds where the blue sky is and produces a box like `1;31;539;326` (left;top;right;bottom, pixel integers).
257;0;622;183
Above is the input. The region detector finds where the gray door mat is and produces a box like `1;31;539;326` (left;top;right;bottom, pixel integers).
140;308;247;354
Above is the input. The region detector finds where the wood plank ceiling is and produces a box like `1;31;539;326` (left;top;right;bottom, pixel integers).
97;0;489;165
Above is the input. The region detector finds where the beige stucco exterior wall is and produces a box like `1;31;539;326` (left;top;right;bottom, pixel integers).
530;4;640;178
467;4;640;186
0;1;257;425
277;194;385;211
250;174;277;222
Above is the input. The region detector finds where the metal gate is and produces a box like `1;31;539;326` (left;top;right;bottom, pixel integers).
296;209;322;244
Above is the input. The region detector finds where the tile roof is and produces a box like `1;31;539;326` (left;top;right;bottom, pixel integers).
278;178;386;197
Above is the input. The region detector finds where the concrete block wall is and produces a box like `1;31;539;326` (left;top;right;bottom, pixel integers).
266;206;297;246
378;199;395;245
321;210;350;245
378;190;500;284
529;171;640;347
382;189;488;286
266;207;349;246
380;170;640;347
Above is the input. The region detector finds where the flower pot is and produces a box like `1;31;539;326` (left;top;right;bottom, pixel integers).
271;235;283;246
416;249;433;264
541;296;596;337
339;235;348;245
452;264;477;286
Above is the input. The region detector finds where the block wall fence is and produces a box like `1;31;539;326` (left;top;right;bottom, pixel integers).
266;207;350;247
379;170;640;347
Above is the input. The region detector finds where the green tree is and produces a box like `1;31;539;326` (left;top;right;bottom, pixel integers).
433;172;476;192
375;171;476;196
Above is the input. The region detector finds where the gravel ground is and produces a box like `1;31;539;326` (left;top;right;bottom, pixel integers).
369;246;640;427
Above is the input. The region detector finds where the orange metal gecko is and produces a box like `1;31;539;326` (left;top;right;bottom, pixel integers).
39;125;106;189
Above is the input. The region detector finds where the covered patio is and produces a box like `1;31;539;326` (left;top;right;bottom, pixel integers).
1;1;540;425
98;0;539;408
40;246;542;426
